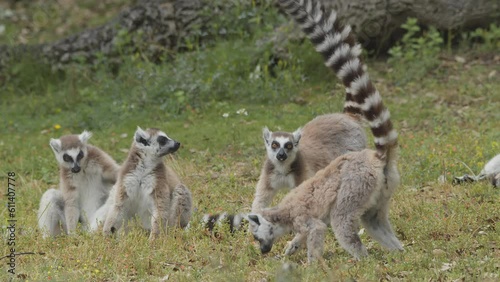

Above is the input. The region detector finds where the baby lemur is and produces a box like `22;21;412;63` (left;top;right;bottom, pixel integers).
38;131;119;237
102;127;192;240
248;0;403;262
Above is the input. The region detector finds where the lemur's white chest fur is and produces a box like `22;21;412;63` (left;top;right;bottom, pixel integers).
121;158;159;229
69;161;110;225
269;170;296;190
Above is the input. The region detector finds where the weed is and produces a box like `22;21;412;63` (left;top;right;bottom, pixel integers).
464;23;500;51
388;18;444;85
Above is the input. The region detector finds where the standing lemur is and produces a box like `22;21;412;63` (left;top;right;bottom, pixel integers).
38;131;119;237
102;127;192;240
204;15;371;232
204;114;367;231
247;0;403;262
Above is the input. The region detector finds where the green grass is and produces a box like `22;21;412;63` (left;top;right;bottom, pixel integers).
1;2;499;281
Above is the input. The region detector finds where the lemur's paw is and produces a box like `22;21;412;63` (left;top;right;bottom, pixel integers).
284;241;300;256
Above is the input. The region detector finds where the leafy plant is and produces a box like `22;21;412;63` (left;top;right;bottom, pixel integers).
388;18;444;84
465;23;500;51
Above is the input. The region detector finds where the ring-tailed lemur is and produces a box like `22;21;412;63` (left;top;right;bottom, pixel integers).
204;104;367;232
38;131;119;237
204;12;373;232
252;113;367;213
102;127;192;240
247;0;402;262
453;153;500;187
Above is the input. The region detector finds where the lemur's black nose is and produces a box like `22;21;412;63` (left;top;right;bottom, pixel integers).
71;166;81;173
260;244;272;254
277;149;287;161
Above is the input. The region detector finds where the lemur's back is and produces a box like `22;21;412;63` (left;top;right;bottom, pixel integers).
300;113;367;175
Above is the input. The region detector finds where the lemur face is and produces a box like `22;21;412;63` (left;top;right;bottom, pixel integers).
262;127;301;163
49;131;91;173
248;213;287;254
134;127;180;158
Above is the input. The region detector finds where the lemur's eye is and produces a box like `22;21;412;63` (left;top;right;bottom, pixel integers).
271;142;279;149
157;136;168;146
253;235;262;243
63;154;73;162
138;137;149;146
285;142;293;150
77;151;84;160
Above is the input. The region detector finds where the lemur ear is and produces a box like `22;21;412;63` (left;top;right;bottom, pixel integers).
262;127;271;144
79;130;92;143
248;214;260;226
292;127;302;145
134;126;150;146
49;138;62;153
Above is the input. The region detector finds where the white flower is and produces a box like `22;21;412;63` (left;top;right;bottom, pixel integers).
222;113;229;118
236;108;248;116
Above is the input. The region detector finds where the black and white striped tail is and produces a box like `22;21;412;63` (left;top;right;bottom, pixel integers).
202;213;248;233
278;0;398;156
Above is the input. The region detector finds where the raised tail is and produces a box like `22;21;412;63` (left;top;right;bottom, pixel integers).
277;0;397;158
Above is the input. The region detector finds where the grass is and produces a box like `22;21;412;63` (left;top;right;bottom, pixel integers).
1;1;499;281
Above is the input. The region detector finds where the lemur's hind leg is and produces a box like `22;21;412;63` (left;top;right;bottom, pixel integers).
330;202;368;260
150;193;170;241
63;189;80;234
38;188;67;237
168;184;192;229
361;204;403;251
285;232;307;256
103;202;126;236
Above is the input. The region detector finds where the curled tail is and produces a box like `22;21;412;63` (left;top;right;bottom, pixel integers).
278;0;397;158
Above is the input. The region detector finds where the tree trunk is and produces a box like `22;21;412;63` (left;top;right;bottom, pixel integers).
1;0;498;70
321;0;499;50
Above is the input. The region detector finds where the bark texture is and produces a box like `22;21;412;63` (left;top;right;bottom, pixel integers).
1;0;204;69
321;0;499;49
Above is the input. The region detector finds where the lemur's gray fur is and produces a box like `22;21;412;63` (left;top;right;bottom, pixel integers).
248;0;402;262
38;131;119;237
454;153;500;187
252;113;367;213
101;127;192;240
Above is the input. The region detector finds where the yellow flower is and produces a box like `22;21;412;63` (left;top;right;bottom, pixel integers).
54;124;61;130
